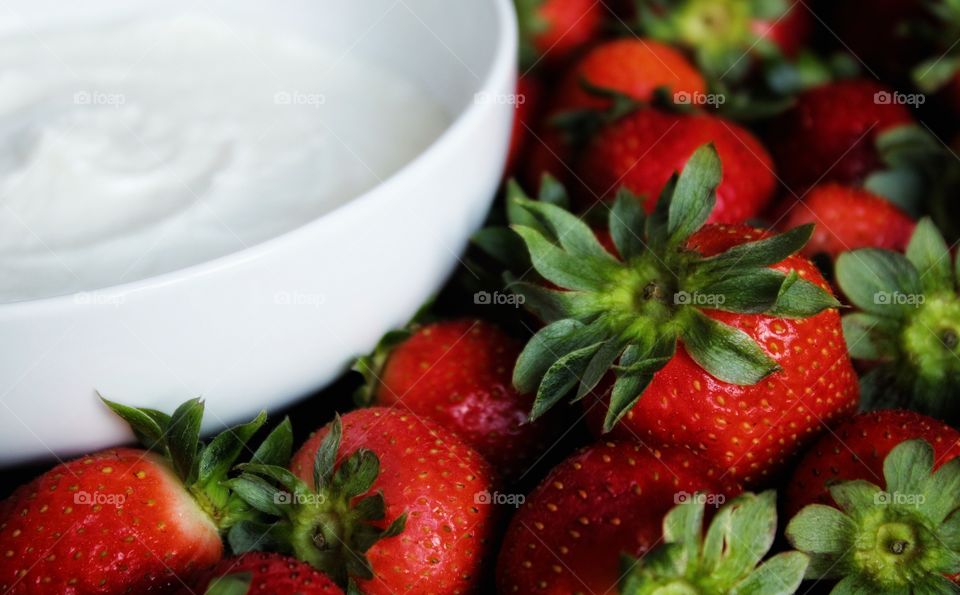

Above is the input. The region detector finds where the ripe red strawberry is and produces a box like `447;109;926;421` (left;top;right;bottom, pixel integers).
779;183;916;260
184;553;342;594
505;75;542;177
576;109;776;224
553;38;707;113
522;38;706;196
496;441;741;593
786;433;960;591
768;79;915;195
356;319;562;480
232;408;497;594
516;0;605;69
785;409;960;518
509;145;858;486
0;399;285;593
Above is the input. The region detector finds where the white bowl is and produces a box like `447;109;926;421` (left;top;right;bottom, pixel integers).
0;0;517;465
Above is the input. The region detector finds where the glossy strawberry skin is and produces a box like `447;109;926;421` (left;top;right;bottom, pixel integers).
585;225;860;486
496;442;741;594
785;410;960;518
577;110;776;223
530;0;605;67
376;319;561;480
779;183;916;260
0;448;221;594
290;408;498;595
554;38;707;112
768;79;915;195
184;553;342;594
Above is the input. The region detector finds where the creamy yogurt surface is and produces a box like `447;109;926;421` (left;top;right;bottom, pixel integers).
0;16;449;303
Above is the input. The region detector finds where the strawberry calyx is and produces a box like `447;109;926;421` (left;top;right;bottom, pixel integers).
508;144;838;431
352;328;412;407
102;396;291;531
634;0;788;81
786;440;960;591
514;0;549;69
620;491;808;595
224;415;406;591
836;218;960;421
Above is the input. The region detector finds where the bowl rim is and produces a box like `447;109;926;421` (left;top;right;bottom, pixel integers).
0;0;517;314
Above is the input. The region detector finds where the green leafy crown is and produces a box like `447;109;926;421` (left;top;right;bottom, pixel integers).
102;396;292;532
836;218;960;421
223;415;406;591
620;491;808;595
787;439;960;593
507;144;838;431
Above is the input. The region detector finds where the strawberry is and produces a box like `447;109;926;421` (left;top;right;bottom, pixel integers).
631;0;812;81
619;491;808;594
183;553;342;594
508;145;858;485
785;409;960;517
767;79;915;195
779;183;916;261
786;438;960;591
553;38;707;113
0;398;288;593
575;109;776;223
229;408;497;594
836;219;960;422
515;0;605;69
505;75;542;177
355;319;563;480
521;37;706;196
496;441;741;593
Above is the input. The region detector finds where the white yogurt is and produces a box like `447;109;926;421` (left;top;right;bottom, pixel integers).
0;16;449;303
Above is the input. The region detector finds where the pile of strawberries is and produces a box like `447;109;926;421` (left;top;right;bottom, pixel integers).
6;0;960;593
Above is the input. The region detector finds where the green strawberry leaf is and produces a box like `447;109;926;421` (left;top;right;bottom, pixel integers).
836;249;922;319
204;572;252;595
609;188;648;261
666;145;722;246
679;309;780;385
168;398;205;484
906;218;954;295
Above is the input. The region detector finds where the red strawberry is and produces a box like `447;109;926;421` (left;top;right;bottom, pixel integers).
0;399;283;594
553;38;707;113
184;553;342;594
496;441;741;593
516;0;605;69
522;38;706;196
505;75;543;176
779;183;916;260
786;424;960;591
785;409;960;517
768;79;915;195
232;408;498;594
357;319;562;480
509;145;858;486
576;109;776;223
